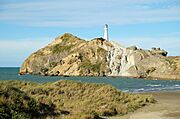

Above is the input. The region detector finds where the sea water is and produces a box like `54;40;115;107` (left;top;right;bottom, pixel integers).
0;67;180;93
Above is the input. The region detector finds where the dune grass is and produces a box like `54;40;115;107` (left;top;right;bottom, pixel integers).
0;80;155;119
0;84;56;119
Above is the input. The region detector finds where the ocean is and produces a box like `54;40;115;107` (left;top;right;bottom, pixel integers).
0;67;180;93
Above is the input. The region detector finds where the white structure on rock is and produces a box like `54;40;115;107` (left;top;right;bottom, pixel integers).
104;24;109;41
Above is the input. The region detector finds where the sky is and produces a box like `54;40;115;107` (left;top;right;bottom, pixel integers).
0;0;180;67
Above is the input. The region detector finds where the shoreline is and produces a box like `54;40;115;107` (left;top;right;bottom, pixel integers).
19;73;180;81
1;78;180;93
129;90;180;94
110;91;180;119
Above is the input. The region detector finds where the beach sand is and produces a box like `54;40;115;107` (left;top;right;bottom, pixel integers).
110;91;180;119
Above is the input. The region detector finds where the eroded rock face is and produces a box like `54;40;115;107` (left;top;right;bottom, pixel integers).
20;33;111;76
19;33;180;80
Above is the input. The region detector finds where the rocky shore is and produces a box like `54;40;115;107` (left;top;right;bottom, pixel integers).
19;33;180;80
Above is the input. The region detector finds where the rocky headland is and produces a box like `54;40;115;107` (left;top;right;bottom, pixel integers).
19;33;180;80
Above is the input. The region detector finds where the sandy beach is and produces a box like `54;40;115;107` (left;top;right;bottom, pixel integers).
110;91;180;119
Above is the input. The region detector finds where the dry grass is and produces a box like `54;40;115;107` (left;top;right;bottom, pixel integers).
0;80;155;119
0;84;56;119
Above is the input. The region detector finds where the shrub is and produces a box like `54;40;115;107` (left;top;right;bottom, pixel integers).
80;60;101;73
52;44;74;54
0;85;56;119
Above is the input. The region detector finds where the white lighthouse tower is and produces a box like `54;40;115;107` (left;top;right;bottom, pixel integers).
104;24;109;41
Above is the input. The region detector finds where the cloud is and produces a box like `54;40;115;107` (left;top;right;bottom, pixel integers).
0;0;179;27
0;37;52;66
113;36;180;56
160;31;180;37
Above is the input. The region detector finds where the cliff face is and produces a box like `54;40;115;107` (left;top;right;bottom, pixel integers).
19;33;180;79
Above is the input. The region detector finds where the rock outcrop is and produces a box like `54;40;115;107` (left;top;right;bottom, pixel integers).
19;33;180;80
20;33;112;76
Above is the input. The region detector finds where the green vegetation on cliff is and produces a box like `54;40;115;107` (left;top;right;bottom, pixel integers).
52;44;75;54
80;59;101;72
0;80;155;119
52;33;83;54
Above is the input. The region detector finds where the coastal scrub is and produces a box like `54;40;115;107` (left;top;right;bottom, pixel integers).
0;80;155;119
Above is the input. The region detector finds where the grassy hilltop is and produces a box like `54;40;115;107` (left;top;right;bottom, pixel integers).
0;80;155;119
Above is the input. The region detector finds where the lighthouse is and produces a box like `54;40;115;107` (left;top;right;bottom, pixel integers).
104;24;109;41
